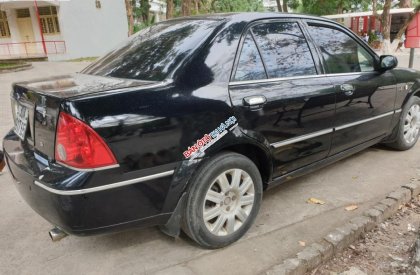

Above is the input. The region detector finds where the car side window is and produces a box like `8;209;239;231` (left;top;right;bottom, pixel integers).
251;22;317;79
234;32;267;82
307;25;375;74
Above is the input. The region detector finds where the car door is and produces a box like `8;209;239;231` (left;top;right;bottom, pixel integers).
228;20;336;178
304;21;397;155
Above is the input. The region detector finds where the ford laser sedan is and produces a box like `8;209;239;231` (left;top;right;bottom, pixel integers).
3;13;420;248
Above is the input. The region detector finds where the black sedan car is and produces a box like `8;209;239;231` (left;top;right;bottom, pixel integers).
3;13;420;249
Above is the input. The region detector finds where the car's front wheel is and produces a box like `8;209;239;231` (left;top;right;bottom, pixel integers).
388;96;420;150
182;152;262;249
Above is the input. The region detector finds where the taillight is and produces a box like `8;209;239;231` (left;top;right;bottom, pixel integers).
55;112;117;170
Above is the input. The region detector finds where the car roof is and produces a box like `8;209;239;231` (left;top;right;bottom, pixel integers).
168;12;337;25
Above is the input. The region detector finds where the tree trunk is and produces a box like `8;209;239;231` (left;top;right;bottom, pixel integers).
276;0;283;12
166;0;174;19
140;0;150;23
382;0;392;54
210;0;217;13
182;0;192;16
194;0;200;14
337;1;344;14
399;0;412;8
373;0;393;54
283;0;288;12
125;0;134;36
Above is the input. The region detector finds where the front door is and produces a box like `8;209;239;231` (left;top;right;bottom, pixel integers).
304;22;397;155
229;20;336;178
16;9;36;55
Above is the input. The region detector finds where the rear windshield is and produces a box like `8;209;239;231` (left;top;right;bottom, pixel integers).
82;19;219;81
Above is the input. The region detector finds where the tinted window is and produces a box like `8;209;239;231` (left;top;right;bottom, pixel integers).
307;25;375;74
234;32;267;81
82;20;219;81
251;22;317;78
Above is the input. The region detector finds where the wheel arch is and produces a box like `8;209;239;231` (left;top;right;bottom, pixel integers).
160;140;273;237
210;142;273;189
412;89;420;99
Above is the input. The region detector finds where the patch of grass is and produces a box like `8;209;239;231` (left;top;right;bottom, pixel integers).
67;57;98;62
0;61;26;69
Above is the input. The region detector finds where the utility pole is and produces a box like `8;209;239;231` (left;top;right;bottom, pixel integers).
409;48;415;68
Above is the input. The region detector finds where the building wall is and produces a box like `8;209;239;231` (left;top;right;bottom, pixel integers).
53;0;128;60
0;5;46;56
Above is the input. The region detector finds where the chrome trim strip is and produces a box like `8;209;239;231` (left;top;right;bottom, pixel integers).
271;129;334;148
56;161;120;172
229;72;376;86
77;80;173;99
335;111;394;131
271;110;399;148
230;74;322;86
34;170;175;196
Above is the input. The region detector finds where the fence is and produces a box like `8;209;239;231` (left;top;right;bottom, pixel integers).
0;41;66;57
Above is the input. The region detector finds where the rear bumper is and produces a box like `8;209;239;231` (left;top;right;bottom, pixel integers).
3;130;178;235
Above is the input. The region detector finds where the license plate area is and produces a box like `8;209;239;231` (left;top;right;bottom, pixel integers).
14;103;29;140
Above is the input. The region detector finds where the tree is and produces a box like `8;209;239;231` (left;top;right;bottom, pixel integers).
193;0;200;14
182;0;192;16
283;0;288;12
372;0;392;53
399;0;412;8
210;0;264;12
140;0;151;22
125;0;135;35
392;3;420;50
276;0;283;12
300;0;370;16
167;0;174;19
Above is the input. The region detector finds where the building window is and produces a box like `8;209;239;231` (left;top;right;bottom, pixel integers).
38;6;60;35
0;11;11;38
16;8;30;18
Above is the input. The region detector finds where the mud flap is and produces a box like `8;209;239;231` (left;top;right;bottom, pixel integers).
159;192;187;237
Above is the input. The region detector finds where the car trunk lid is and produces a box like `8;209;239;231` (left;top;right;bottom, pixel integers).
11;73;159;160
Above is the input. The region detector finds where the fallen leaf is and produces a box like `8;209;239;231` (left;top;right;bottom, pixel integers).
345;205;358;211
408;223;416;232
352;176;359;180
307;197;325;205
299;241;306;247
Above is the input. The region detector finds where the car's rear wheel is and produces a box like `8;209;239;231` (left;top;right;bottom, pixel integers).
388;96;420;151
182;152;262;249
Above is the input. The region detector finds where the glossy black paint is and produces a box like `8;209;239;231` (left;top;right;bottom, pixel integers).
3;13;420;236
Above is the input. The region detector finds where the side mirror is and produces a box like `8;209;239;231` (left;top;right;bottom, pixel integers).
378;55;398;71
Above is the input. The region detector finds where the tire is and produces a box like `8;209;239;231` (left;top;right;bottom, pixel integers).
182;152;263;249
387;96;420;151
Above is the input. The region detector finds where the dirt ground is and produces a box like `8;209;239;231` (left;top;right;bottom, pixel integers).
313;196;420;275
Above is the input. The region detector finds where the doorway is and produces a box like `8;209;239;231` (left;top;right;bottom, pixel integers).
16;8;36;54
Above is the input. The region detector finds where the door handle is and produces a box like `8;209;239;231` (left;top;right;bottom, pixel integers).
340;84;355;96
243;95;267;107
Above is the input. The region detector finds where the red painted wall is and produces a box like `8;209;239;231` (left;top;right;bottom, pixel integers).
406;13;420;48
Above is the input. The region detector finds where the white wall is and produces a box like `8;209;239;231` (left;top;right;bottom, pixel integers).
0;6;44;56
52;0;128;60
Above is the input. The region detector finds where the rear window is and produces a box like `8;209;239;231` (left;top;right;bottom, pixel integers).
82;20;219;81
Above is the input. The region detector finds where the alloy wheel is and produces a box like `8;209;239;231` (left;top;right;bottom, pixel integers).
202;169;255;236
403;104;420;144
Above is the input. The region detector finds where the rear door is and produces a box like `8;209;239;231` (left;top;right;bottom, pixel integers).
304;21;397;155
228;20;336;178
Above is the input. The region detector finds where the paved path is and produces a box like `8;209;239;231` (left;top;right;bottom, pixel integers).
0;56;419;274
